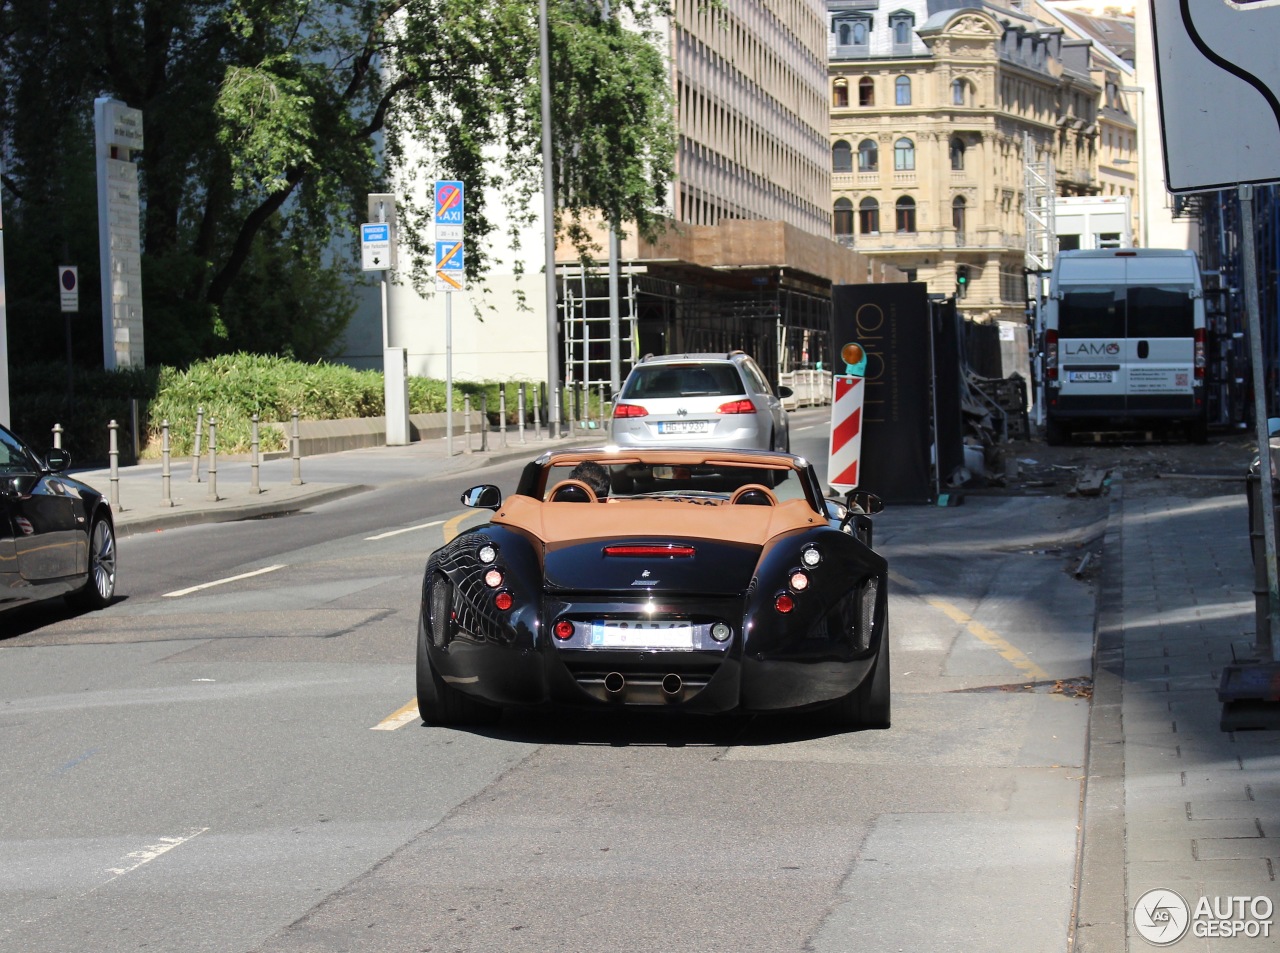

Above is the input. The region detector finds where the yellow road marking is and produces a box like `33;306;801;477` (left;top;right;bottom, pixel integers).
372;698;420;731
442;509;486;543
892;570;1051;681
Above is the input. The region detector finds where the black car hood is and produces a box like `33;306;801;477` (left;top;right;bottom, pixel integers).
543;537;760;595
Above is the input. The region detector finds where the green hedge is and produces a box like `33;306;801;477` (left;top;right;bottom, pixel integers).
8;354;607;464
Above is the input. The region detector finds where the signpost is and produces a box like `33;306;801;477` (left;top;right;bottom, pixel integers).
435;180;465;453
365;194;407;446
1150;0;1280;715
0;180;8;427
94;97;145;369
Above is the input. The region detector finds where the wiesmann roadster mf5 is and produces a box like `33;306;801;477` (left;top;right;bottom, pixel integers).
416;448;889;730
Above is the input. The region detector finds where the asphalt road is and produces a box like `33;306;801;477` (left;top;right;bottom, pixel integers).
0;411;1109;952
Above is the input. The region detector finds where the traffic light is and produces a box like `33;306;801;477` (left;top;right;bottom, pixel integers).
956;264;970;299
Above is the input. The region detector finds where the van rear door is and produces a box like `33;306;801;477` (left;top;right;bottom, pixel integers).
1122;256;1196;414
1057;256;1126;411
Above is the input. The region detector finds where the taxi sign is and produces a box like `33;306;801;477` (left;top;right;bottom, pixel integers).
434;180;464;226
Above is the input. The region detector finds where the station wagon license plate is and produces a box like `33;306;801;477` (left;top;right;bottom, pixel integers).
657;420;712;434
1068;371;1114;383
589;621;695;649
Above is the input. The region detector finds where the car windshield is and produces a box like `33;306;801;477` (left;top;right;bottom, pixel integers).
542;459;808;504
621;363;744;399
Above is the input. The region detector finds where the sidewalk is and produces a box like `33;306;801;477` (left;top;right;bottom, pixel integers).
1078;479;1280;951
72;428;601;535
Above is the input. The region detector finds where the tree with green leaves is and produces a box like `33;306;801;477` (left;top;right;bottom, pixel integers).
0;0;676;365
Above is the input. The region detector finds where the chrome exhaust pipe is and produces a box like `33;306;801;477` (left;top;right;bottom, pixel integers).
604;672;626;696
661;673;683;698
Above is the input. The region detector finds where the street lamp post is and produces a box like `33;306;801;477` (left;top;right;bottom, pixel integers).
539;0;560;438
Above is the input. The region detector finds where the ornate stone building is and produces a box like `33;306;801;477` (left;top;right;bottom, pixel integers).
827;0;1109;325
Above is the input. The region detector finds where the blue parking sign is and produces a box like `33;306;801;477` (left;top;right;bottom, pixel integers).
434;181;464;226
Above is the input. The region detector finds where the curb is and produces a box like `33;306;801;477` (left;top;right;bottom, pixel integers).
110;484;371;537
1073;474;1127;953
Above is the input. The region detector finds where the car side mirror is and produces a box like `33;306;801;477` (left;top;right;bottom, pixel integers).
461;484;502;510
845;489;884;515
44;448;71;473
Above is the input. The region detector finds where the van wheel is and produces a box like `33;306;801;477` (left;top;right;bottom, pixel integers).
1044;419;1068;446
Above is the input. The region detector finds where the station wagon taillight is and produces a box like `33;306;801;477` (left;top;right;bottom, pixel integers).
1195;328;1205;380
613;403;648;418
717;399;756;414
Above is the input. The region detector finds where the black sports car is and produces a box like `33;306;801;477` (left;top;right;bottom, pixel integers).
0;423;116;615
416;447;888;730
419;445;890;726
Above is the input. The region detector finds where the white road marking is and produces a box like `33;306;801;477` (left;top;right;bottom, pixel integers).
162;564;285;598
365;519;444;541
104;828;208;881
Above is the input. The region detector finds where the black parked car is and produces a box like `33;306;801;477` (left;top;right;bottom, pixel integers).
0;423;116;615
416;447;888;730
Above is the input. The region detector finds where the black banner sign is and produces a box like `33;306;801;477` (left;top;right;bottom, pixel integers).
831;284;933;504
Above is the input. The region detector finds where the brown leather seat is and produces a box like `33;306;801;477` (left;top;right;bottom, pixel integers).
549;479;598;503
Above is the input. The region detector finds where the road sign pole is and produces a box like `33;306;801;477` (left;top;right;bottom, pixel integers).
446;291;454;456
1241;185;1280;663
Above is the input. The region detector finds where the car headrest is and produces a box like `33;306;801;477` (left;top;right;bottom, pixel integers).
729;484;777;506
549;479;598;503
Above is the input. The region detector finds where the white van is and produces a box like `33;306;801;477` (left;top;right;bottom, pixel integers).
1043;249;1208;444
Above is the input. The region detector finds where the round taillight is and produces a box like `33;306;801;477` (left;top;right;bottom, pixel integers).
484;569;503;588
710;622;732;642
494;591;513;611
774;593;795;614
789;571;810;592
478;544;497;564
801;547;821;567
553;620;575;640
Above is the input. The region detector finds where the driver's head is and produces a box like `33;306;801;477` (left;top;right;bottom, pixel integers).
569;460;610;500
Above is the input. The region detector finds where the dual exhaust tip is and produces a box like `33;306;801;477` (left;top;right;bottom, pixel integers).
603;671;683;699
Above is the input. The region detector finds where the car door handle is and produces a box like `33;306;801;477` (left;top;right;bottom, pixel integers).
1138;340;1150;359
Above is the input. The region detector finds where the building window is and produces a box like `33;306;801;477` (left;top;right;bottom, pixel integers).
859;197;880;235
834;198;854;242
836;17;871;48
894;137;915;171
858;139;879;172
952;196;967;243
890;13;914;46
951;79;968;106
833;81;848;108
895;196;917;233
832;140;853;173
950;136;966;171
859;77;875;107
895;76;912;106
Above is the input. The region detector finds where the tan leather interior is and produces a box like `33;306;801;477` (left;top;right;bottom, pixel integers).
548;479;598;503
492;493;820;546
728;483;778;506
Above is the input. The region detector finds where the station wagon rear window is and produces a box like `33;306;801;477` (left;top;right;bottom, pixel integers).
621;364;744;399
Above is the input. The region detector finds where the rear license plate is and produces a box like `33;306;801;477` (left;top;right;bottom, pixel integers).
589;621;695;649
1068;371;1114;383
657;420;712;434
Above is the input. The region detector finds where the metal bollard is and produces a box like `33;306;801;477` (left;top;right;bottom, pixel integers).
518;383;527;444
108;420;121;511
189;406;204;482
160;419;174;507
291;409;303;485
480;393;488;452
52;423;63;449
464;395;473;454
598;382;606;431
533;384;542;440
499;385;508;448
206;417;220;502
250;413;262;494
554;386;562;439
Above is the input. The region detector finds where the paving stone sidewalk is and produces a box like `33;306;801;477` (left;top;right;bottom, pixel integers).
1081;482;1280;951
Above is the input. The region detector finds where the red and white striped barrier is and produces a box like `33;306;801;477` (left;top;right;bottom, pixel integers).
827;375;865;493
